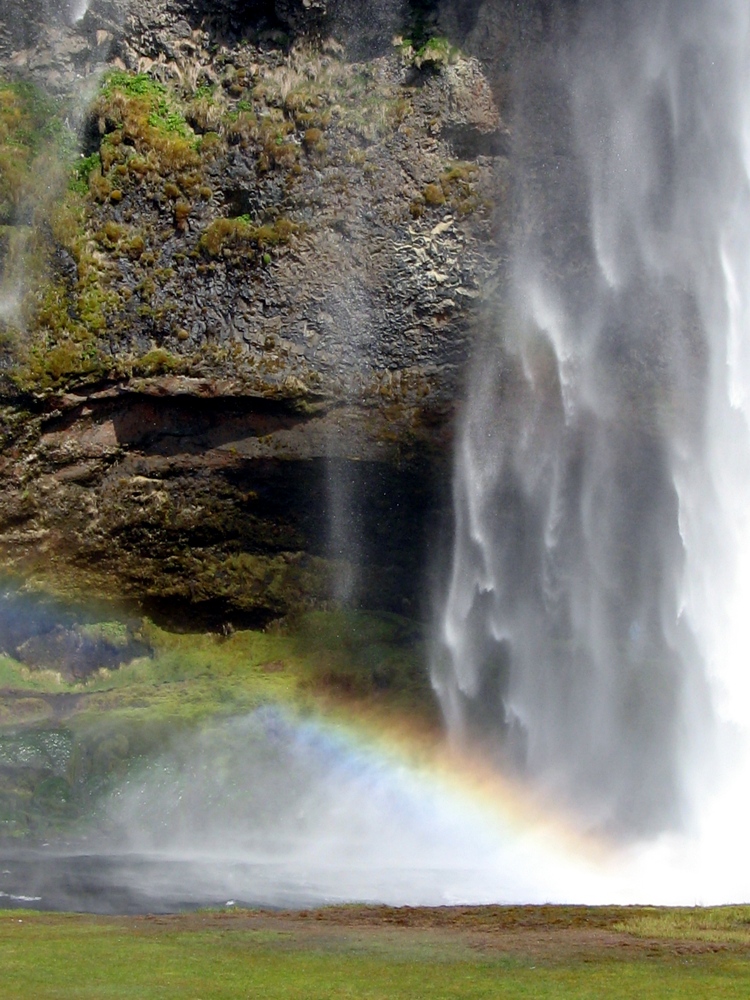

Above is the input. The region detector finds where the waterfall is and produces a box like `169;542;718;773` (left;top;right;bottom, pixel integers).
435;0;750;841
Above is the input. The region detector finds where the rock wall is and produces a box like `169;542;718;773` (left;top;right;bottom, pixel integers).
0;0;558;627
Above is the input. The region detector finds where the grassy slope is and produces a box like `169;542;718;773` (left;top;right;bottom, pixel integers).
1;906;749;999
0;609;435;839
0;609;431;724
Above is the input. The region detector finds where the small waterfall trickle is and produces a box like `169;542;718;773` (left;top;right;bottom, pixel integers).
435;0;750;843
68;1;91;24
0;0;122;348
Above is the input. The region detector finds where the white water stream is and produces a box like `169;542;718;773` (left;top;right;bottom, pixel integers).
434;0;750;895
68;0;91;23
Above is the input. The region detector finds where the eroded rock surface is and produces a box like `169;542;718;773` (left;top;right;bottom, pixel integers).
0;0;553;625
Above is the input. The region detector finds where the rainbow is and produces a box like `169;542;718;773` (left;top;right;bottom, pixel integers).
293;703;750;905
100;697;750;906
241;700;623;905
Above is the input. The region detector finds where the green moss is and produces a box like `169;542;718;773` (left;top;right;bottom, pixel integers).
132;348;182;376
101;71;166;101
0;655;64;693
148;101;191;139
198;131;223;156
78;621;131;646
94;220;127;247
400;35;461;70
418;163;486;217
14;337;108;390
174;198;192;228
0;79;73;222
181;552;332;616
69;152;101;195
0;80;87;377
418;36;460;64
193;84;216;101
10;243;118;387
92;70;200;184
304;127;323;148
292;610;430;704
423;182;445;206
0;75;151;392
0;609;431;740
199;215;301;258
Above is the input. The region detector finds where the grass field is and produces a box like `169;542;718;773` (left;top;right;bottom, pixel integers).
1;904;749;999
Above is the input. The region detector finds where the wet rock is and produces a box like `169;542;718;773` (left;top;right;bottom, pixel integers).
0;587;149;681
15;624;148;681
0;0;559;627
274;0;329;34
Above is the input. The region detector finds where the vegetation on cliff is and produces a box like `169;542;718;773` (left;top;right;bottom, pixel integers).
3;22;498;397
0;592;433;841
0;21;499;634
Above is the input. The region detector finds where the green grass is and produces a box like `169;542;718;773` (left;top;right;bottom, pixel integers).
0;609;430;721
615;905;750;943
0;608;434;837
0;655;64;692
0;909;748;999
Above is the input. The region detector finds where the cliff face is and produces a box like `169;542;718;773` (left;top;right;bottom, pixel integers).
0;0;550;627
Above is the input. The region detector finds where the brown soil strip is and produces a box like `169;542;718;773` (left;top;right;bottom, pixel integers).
78;905;746;963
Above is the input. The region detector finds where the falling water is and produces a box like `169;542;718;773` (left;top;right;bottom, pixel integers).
0;0;120;340
68;1;91;24
435;0;750;846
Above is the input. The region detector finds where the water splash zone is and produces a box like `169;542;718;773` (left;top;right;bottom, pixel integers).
106;705;750;906
3;701;747;911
